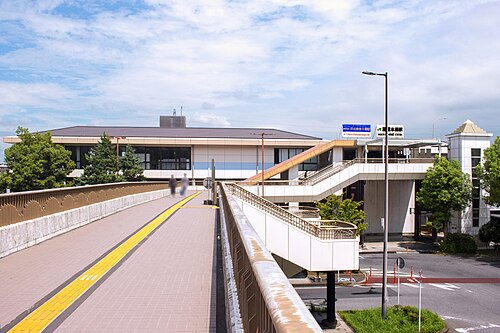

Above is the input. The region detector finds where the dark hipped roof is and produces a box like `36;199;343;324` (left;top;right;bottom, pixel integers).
44;126;321;140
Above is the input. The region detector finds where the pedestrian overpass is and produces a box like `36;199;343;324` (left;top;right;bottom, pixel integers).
0;150;434;332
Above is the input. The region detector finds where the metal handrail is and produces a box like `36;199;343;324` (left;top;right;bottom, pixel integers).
219;185;322;332
0;182;167;226
280;206;320;219
301;157;434;185
224;183;356;240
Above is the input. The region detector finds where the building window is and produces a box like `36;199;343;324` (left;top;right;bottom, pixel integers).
129;147;191;170
66;146;191;170
65;146;92;168
471;148;481;227
274;148;318;171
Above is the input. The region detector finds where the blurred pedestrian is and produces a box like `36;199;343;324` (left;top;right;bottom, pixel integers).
180;173;189;196
169;174;177;197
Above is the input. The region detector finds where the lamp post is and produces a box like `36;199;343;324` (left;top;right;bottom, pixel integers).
251;132;273;198
432;117;447;139
362;70;389;319
112;136;126;170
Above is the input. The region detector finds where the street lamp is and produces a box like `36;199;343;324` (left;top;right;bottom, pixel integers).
362;70;389;319
432;117;447;139
112;136;126;170
251;132;274;198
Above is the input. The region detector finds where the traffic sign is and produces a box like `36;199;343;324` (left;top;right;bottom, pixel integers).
203;177;212;189
396;257;405;269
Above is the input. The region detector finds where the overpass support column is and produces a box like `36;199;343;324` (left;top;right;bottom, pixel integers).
322;271;337;328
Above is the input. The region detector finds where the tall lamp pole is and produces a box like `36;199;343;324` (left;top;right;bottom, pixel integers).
251;132;273;198
112;136;126;170
362;70;389;319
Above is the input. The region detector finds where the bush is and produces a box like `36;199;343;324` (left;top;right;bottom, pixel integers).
478;220;500;246
440;233;477;254
339;306;445;333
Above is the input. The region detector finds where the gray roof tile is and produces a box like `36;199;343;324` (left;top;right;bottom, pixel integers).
43;126;321;140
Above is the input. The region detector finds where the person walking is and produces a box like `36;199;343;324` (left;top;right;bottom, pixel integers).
169;174;177;197
180;173;189;196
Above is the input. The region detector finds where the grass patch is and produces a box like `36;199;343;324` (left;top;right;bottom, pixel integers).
339;306;445;333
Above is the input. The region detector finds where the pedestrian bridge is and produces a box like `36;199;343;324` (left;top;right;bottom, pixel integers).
1;182;338;332
242;158;433;203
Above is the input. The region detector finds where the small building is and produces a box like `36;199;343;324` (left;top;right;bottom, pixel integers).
447;120;492;234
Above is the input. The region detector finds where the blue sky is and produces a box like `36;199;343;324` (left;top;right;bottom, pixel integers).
1;0;500;161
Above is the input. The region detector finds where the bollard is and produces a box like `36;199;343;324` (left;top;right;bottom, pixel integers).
393;263;397;284
410;266;413;279
370;265;372;277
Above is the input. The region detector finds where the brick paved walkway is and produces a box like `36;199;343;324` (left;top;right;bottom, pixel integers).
0;192;216;333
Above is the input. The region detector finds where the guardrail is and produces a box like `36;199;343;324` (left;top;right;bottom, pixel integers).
225;183;356;240
0;182;167;226
241;158;434;187
302;158;435;185
219;184;322;332
280;206;320;219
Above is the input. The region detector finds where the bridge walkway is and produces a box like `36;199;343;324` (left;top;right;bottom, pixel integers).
0;191;217;333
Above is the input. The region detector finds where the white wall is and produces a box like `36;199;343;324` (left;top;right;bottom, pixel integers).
364;180;415;236
235;199;359;271
448;134;492;234
332;147;343;163
192;145;275;180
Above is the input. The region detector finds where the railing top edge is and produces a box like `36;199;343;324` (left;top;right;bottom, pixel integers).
223;183;356;238
219;186;322;332
0;181;167;198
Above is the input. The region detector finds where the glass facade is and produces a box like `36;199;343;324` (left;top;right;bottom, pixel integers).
274;148;318;171
65;146;191;170
471;148;481;227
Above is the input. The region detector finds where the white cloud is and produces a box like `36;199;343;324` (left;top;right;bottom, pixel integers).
0;0;499;153
193;113;231;127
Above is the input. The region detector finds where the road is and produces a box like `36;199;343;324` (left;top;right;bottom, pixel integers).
295;252;500;333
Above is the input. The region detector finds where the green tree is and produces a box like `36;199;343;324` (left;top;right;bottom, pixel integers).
316;194;367;242
416;156;472;239
77;133;124;185
476;136;500;207
119;145;144;181
0;127;75;192
316;194;342;220
478;219;500;249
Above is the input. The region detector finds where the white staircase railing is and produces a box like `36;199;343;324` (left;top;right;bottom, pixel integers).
225;183;356;240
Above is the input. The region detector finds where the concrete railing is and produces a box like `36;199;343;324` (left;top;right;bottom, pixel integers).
219;184;322;333
0;184;170;258
0;182;167;226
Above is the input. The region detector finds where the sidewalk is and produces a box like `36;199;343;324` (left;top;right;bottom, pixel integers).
360;240;439;254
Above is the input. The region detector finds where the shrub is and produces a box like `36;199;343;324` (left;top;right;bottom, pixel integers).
440;233;477;254
478;220;500;246
339;306;445;333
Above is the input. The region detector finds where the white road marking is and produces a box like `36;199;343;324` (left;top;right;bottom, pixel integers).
455;324;500;332
402;283;420;288
429;283;460;291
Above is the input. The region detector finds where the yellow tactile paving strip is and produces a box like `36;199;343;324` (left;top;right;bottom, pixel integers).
8;192;200;333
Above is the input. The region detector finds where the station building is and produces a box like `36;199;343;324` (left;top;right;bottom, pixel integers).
2;116;494;237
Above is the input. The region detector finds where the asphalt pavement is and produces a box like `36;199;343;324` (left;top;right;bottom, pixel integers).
295;249;500;333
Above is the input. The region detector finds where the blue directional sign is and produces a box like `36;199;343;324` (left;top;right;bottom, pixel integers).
342;124;372;137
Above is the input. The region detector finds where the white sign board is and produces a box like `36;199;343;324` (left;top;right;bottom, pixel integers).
376;125;404;138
